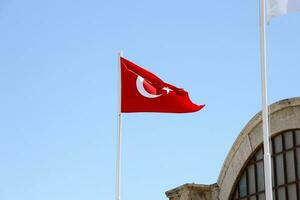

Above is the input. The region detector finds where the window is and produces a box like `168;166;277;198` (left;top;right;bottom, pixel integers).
231;130;300;200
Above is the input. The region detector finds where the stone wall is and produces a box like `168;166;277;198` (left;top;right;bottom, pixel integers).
165;97;300;200
165;183;219;200
217;98;300;200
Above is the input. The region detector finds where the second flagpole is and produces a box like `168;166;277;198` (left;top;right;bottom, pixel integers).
116;51;123;200
259;0;273;200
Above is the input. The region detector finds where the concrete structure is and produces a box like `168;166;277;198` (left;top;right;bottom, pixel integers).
166;184;219;200
165;97;300;200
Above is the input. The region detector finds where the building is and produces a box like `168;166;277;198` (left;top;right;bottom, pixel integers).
165;97;300;200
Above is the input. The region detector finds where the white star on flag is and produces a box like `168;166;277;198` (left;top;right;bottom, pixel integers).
162;87;172;94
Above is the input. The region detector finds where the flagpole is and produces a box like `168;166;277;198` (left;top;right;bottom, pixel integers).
259;0;273;200
116;51;123;200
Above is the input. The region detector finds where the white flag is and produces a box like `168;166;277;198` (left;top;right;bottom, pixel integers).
268;0;300;20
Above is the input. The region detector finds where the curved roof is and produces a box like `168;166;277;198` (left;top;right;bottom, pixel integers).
217;97;300;200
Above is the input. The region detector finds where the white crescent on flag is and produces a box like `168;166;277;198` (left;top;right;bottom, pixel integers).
136;76;162;98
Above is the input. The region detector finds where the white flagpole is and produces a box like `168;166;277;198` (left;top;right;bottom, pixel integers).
116;51;123;200
259;1;273;200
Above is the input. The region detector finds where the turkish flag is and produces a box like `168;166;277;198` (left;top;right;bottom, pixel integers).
121;57;205;113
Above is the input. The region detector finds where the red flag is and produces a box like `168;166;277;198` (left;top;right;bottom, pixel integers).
120;57;204;113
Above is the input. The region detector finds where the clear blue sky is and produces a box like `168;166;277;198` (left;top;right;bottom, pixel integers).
0;0;299;200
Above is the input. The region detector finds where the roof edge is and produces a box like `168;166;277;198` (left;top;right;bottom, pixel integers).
165;183;218;198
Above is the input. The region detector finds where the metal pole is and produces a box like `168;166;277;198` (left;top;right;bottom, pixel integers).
116;51;123;200
259;1;273;200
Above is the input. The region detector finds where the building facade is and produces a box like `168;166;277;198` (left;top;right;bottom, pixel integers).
165;97;300;200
